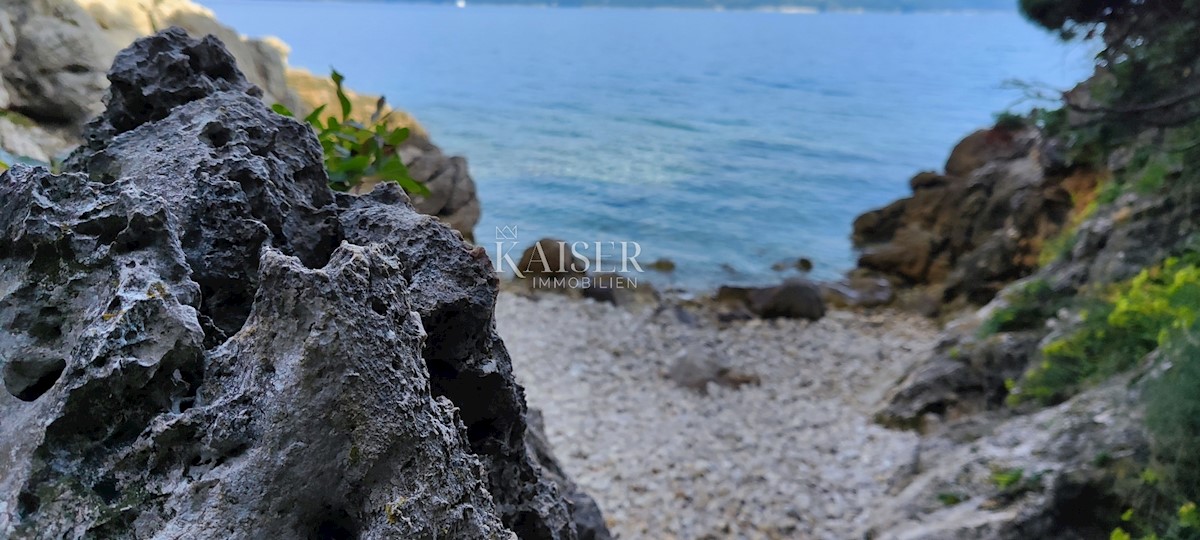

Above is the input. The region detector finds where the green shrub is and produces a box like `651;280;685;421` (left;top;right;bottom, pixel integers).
993;111;1028;132
1033;107;1067;138
272;70;427;195
1009;255;1200;405
1144;321;1200;539
1039;228;1079;267
980;279;1062;336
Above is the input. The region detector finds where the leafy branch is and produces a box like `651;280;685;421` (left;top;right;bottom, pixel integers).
272;70;428;196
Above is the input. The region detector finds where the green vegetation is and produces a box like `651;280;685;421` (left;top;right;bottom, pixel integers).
990;467;1025;490
1009;254;1200;406
992;111;1029;132
272;70;427;195
936;492;966;506
1038;228;1078;267
1020;0;1200;146
980;279;1063;336
1128;319;1200;540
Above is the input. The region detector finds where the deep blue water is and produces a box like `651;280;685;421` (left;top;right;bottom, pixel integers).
203;1;1091;288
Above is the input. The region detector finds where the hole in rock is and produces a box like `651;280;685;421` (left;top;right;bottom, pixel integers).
1046;480;1125;538
200;122;233;148
29;307;64;342
310;508;358;540
17;491;39;517
371;298;388;316
92;478;121;504
199;282;253;340
4;357;66;402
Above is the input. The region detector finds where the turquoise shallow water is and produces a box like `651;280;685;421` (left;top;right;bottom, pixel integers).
202;1;1091;288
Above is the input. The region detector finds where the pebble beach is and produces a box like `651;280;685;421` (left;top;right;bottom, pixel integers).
497;293;940;539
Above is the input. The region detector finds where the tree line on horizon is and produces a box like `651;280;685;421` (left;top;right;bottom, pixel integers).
380;0;1014;10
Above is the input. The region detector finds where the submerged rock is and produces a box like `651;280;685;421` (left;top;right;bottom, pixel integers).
0;28;602;539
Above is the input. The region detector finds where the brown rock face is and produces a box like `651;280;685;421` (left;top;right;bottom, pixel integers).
944;127;1029;178
851;127;1079;307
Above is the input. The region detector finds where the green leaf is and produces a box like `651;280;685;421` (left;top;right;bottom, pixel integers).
270;103;294;117
394;175;431;197
385;127;410;146
336;155;371;175
1110;528;1131;540
304;104;327;126
377;157;407;176
330;69;352;121
1181;502;1200;528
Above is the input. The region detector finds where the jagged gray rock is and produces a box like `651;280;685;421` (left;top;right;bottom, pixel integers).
0;28;605;539
866;375;1147;540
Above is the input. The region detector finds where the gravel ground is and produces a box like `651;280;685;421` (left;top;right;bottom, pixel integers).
496;292;939;540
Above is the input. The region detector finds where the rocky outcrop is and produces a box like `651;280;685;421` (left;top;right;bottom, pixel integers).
874;162;1200;431
866;375;1147;540
851;125;1095;311
0;29;602;539
0;0;481;240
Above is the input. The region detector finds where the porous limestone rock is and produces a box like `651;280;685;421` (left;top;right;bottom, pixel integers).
0;28;603;540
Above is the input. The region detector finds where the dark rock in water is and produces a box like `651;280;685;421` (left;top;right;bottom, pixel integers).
517;238;588;288
0;28;603;540
648;258;676;272
747;279;826;321
770;257;814;273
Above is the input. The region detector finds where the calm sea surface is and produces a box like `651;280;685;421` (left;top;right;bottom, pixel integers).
203;1;1091;288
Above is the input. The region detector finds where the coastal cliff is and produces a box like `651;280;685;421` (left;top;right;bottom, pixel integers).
0;0;480;241
846;70;1200;535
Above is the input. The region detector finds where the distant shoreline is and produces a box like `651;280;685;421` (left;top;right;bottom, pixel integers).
222;0;1016;15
